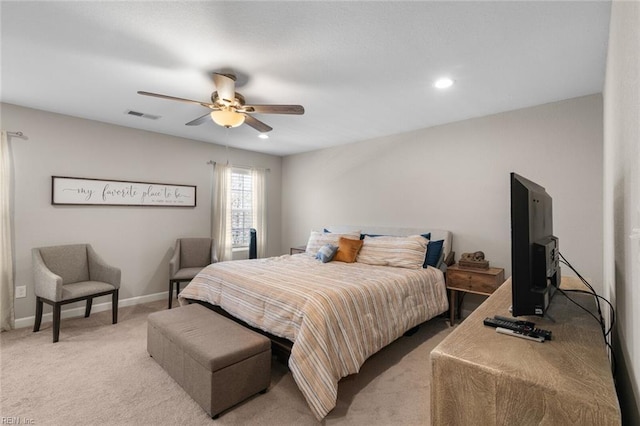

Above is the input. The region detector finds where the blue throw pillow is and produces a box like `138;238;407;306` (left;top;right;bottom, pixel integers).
316;244;338;263
424;239;444;268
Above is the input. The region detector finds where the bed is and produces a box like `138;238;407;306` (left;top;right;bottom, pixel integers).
178;226;451;420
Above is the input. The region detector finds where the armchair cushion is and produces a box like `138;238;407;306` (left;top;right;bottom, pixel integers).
62;281;117;300
180;238;213;269
172;267;205;281
39;244;89;285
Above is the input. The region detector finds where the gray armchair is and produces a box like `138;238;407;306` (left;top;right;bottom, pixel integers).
169;238;216;309
32;244;121;343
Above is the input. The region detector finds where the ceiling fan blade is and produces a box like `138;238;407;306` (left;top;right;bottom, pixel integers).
242;104;305;115
243;114;273;133
137;91;215;108
185;112;214;126
212;73;236;103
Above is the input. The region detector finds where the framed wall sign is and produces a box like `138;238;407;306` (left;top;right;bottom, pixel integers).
51;176;197;207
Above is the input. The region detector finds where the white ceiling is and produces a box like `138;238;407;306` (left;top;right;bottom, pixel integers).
1;1;611;156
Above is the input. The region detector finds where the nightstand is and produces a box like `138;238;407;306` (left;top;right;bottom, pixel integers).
290;246;306;255
446;263;505;325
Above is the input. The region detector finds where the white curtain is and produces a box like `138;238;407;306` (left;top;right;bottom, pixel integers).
251;168;267;258
0;131;15;331
212;162;233;262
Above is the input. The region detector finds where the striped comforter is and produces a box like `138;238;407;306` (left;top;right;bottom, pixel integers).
178;253;449;420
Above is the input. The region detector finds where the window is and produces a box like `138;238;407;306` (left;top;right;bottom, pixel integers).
230;168;253;248
213;164;266;260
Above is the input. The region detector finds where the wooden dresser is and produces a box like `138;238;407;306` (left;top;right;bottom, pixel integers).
431;276;621;425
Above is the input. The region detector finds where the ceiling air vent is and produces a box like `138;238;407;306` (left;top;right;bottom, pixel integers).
125;110;160;120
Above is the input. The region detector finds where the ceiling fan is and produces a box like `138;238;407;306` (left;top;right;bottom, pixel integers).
138;72;304;133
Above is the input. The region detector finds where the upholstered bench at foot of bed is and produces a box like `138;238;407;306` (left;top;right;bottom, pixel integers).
147;303;271;418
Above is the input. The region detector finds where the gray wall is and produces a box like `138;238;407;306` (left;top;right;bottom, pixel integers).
3;103;282;324
4;94;607;342
604;0;640;423
282;94;604;308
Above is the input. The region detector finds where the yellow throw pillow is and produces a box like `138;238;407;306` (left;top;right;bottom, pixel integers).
333;237;364;263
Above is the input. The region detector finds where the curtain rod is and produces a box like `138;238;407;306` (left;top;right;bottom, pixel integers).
6;131;27;139
207;160;270;172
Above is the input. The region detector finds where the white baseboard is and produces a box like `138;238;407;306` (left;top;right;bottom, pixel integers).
14;291;168;330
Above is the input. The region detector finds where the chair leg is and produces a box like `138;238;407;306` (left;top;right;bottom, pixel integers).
176;282;181;298
85;298;93;318
168;281;174;309
52;303;61;343
33;297;43;332
112;289;118;324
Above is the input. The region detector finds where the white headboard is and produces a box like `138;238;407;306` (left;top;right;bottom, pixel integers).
326;225;453;262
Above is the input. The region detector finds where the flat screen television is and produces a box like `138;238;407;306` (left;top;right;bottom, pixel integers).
510;172;561;317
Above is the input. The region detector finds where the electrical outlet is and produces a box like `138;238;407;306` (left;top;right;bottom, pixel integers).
15;286;26;298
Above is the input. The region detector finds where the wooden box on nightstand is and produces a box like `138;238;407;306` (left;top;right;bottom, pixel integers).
446;263;505;325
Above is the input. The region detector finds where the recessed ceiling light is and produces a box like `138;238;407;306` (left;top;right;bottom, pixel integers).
434;78;454;89
258;133;269;139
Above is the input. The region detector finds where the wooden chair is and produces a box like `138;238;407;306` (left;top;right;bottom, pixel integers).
32;244;120;343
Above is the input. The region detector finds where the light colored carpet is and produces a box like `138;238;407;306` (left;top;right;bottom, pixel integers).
0;300;453;425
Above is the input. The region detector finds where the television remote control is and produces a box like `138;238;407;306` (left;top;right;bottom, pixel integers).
494;315;536;329
483;316;552;341
496;327;545;343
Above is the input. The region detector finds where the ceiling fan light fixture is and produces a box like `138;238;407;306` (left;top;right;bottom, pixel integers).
139;72;303;133
434;77;454;89
210;110;245;128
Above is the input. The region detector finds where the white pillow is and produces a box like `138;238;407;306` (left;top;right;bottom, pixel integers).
356;235;428;269
305;230;361;255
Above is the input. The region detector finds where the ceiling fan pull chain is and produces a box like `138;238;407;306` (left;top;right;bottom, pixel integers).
225;129;230;166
